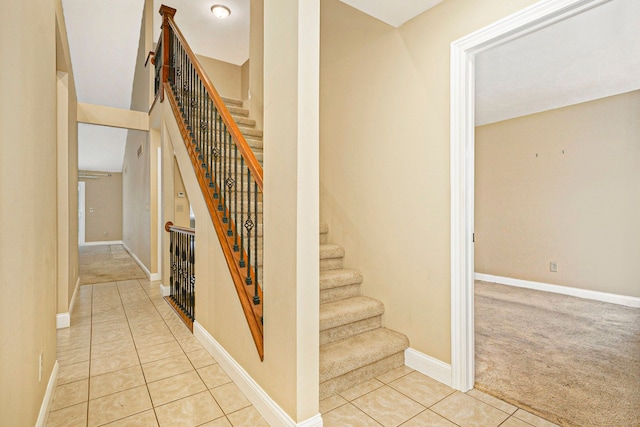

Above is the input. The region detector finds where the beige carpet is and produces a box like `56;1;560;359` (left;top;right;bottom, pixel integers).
475;281;640;427
79;244;146;285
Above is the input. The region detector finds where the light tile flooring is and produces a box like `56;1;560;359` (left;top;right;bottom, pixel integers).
48;278;558;427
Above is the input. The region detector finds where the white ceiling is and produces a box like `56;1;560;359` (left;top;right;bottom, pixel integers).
476;0;640;126
78;124;128;173
339;0;444;27
153;0;250;66
63;0;639;172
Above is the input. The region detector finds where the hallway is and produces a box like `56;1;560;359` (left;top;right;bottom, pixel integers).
46;247;559;426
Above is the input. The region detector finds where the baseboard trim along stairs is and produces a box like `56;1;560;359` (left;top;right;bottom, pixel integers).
319;223;410;399
194;322;322;427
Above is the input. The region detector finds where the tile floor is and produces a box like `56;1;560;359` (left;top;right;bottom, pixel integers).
48;278;558;427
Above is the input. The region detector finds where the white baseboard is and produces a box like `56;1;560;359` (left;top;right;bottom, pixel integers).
160;283;171;297
36;361;59;427
122;242;151;279
80;240;123;246
56;276;81;330
56;313;70;329
405;348;452;387
475;273;640;308
193;322;323;427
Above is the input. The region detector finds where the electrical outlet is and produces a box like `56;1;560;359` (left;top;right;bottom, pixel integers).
550;261;558;272
38;351;43;382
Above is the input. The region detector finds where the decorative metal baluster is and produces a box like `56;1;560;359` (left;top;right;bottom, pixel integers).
233;143;239;250
239;157;246;267
253;178;259;304
245;169;253;285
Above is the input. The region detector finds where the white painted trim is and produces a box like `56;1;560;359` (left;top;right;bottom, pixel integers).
450;0;612;393
150;272;161;281
80;240;123;246
193;322;323;427
160;283;171;297
475;273;640;308
56;313;70;329
122;242;151;279
57;277;81;330
405;348;452;387
35;361;58;427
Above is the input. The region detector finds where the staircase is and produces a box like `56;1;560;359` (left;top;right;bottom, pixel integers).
222;99;409;400
319;223;409;399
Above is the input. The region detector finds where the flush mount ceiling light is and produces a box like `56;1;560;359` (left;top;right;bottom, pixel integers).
210;4;231;19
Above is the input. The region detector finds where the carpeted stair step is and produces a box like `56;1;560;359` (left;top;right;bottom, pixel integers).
221;97;243;107
228;105;249;117
320;223;329;244
320;269;363;303
320;244;344;271
320;296;383;345
319;328;409;399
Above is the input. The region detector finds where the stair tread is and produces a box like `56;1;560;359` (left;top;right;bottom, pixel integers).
320;244;344;259
319;328;409;382
221;97;243;107
320;269;363;290
320;223;329;234
320;296;384;331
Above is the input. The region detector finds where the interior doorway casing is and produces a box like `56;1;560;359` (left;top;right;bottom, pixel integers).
449;0;611;392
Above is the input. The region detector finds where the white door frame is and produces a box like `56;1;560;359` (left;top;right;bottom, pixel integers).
449;0;611;391
78;181;86;245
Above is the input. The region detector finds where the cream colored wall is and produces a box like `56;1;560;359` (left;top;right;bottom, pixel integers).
56;0;79;316
0;0;58;423
249;0;264;130
197;55;242;100
79;172;123;242
475;91;640;297
173;159;191;227
319;0;537;363
241;59;250;100
122;130;151;269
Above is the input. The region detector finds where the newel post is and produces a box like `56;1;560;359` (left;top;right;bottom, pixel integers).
158;5;176;102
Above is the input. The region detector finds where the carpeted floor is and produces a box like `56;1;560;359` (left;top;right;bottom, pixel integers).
475;281;640;427
79;244;147;285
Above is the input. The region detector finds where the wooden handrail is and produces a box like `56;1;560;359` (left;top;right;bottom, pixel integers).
165;221;195;236
165;17;263;192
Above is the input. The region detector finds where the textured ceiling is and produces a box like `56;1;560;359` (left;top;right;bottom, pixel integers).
476;0;640;126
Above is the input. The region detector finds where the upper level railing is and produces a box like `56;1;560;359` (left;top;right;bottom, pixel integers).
153;5;264;360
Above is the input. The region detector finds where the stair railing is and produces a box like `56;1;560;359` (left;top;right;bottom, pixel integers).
165;222;196;331
154;5;264;360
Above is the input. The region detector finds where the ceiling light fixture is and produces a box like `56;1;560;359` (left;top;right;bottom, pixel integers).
210;4;231;19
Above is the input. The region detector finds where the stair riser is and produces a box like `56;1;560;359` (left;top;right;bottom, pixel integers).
320;284;361;304
319;352;404;400
320;233;328;244
320;316;381;346
320;258;343;271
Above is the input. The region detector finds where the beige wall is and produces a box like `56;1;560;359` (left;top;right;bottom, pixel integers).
173;159;191;227
122;130;151;269
80;172;123;242
56;0;79;316
0;0;58;423
248;0;264;130
241;59;250;101
319;0;537;363
475;91;640;297
197;55;242;100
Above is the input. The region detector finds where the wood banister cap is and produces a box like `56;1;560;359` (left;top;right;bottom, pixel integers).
159;5;177;18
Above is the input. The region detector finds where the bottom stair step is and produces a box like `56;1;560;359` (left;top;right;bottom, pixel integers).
319;328;409;399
